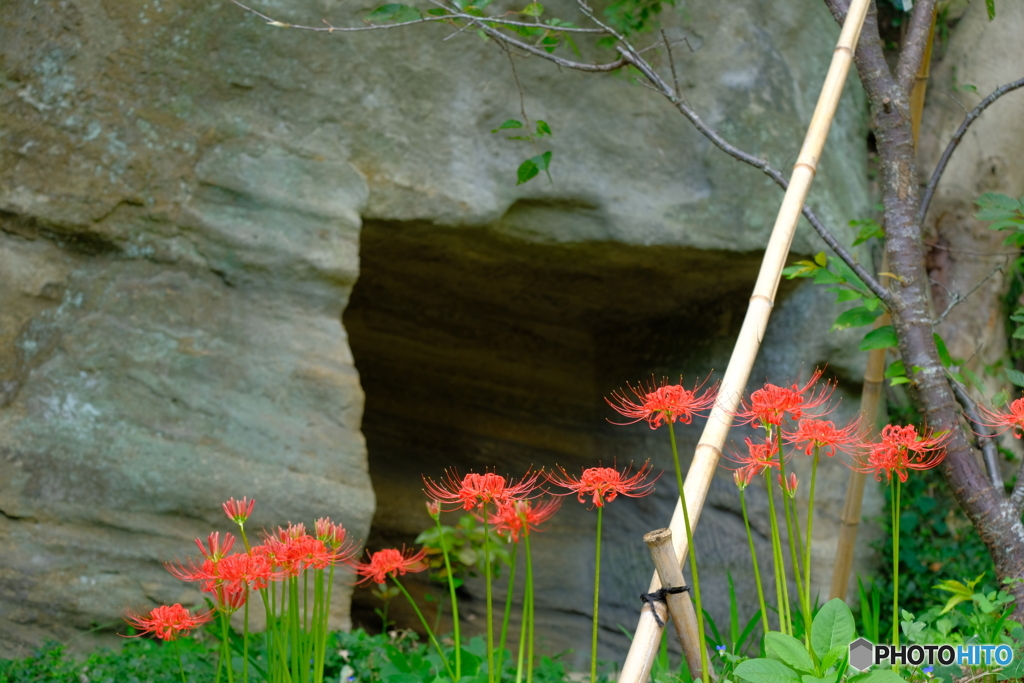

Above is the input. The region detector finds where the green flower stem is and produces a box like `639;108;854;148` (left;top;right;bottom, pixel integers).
315;564;337;683
524;530;536;683
740;488;770;636
392;577;457;682
434;514;462;679
497;542;519;680
892;478;901;649
174;638;188;683
591;505;603;683
221;610;235;683
804;450;819;640
243;599;250;683
668;422;710;683
484;510;496;683
775;431;808;638
764;469;791;635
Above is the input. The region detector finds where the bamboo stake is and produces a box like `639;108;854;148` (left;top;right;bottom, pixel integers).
643;529;711;682
828;7;936;602
617;2;872;681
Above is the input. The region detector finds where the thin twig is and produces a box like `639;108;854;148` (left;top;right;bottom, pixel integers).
949;379;1003;490
918;77;1024;226
662;29;681;98
932;263;1005;326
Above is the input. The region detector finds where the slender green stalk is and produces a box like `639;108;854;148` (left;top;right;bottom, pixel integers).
221;610;235;683
590;506;604;683
763;469;791;634
392;577;457;682
775;430;809;639
484;509;496;683
740;488;770;635
668;422;710;683
516;595;528;683
497;542;519;680
892;478;901;648
524;530;536;683
174;638;188;683
243;598;250;683
434;514;462;679
804;450;819;632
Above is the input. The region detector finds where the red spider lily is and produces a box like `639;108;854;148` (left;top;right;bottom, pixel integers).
261;529;355;575
491;497;561;542
783;418;863;457
423;469;542;511
735;369;834;429
216;551;278;592
726;437;782;477
425;499;442;520
546;462;657;508
124;603;213;641
777;472;799;497
207;582;250;613
606;377;717;429
978;397;1024;438
166;556;218;587
733;466;756;491
223;497;255;524
195;531;235;561
314;517;349;549
851;424;948;483
354;547;429;585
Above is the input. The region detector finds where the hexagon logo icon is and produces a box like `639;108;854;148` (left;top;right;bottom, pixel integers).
849;637;874;671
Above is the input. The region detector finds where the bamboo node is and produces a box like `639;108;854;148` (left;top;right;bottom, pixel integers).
749;293;774;307
795;161;817;175
639;586;690;627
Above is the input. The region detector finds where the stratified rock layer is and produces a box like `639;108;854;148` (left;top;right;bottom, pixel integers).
1;0;878;661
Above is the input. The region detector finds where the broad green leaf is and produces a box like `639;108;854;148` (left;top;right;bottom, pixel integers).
811;599;856;661
802;675;838;683
884;360;906;379
491;119;523;132
735;658;802;683
963;367;984;390
516;151;552;185
536;120;552;136
819;645;848;673
992;389;1010;408
365;3;422;23
933;333;953;367
814;251;828;267
521;2;544;15
826;287;862;303
977;192;1021;212
986;0;995;19
813;269;844;286
427;7;448;14
833;306;882;331
765;632;815;675
830;256;871;295
1012;326;1024;339
850;219;885;246
1006;367;1024;388
784;260;821;279
859;325;898;351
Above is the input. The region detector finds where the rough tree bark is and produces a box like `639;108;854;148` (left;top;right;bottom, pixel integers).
826;0;1024;607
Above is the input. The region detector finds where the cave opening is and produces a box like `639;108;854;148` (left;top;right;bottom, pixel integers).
343;213;781;661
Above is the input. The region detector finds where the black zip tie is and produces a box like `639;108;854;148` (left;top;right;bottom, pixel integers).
640;586;690;627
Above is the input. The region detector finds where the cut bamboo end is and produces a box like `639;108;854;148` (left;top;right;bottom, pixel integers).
644;529;714;682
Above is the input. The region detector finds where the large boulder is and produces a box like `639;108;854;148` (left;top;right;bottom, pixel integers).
0;0;878;663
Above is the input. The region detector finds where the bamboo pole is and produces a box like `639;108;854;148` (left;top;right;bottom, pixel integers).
644;529;711;681
828;7;936;602
617;2;872;681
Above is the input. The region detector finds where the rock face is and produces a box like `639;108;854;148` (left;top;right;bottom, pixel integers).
0;0;878;663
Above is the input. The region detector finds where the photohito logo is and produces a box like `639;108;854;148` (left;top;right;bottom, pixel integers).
848;638;1014;671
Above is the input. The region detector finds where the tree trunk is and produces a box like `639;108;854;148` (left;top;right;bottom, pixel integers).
836;0;1024;607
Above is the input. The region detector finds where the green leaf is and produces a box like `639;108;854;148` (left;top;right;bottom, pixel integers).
830;257;871;295
826;287;862;303
784;260;822;279
933;333;953;367
426;7;448;14
516;151;552;185
814;251;828;267
802;675;838;683
850;219;885;247
735;658;802;683
992;389;1010;408
819;645;848;673
491;119;523;132
977;192;1021;212
884;360;906;379
859;325;898;351
811;599;856;661
365;3;422;23
834;306;883;331
765;632;815;675
813;269;844;285
535;120;552;136
521;2;544;15
1006;367;1024;388
986;0;996;20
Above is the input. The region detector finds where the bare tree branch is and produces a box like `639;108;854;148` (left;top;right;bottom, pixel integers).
950;378;1004;490
895;0;937;96
932;263;1005;326
918;77;1024;226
